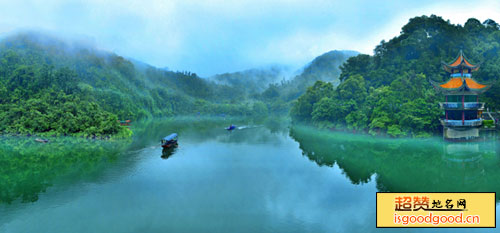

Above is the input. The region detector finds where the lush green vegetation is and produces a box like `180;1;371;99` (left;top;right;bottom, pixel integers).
6;15;500;137
259;50;357;108
0;30;357;136
210;65;290;98
0;116;289;204
0;32;272;136
0;136;129;204
484;119;495;128
210;50;357;115
291;15;500;137
0;62;127;136
290;125;500;195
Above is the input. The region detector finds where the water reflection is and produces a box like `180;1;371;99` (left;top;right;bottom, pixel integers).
0;117;287;205
289;125;500;198
3;121;499;207
0;137;129;204
440;142;492;188
1;119;499;233
161;147;178;159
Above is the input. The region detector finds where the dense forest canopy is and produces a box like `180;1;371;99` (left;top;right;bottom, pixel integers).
4;15;497;137
261;50;358;102
0;31;353;136
209;65;293;97
209;50;357;114
0;32;272;136
291;15;500;137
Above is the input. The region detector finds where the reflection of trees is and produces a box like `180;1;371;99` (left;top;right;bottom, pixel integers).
0;137;129;204
290;126;500;199
0;117;290;205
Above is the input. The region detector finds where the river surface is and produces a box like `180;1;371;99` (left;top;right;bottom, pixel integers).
0;118;499;233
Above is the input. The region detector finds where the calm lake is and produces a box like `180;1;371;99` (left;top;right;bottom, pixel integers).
0;118;499;233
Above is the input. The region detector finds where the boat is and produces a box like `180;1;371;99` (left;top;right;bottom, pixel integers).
35;138;49;143
226;124;236;131
161;133;178;148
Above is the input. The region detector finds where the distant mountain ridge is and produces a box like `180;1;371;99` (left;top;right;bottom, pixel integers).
0;31;269;135
0;30;358;135
209;50;359;102
209;65;293;95
293;50;359;87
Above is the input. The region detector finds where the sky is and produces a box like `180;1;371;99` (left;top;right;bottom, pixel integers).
0;0;499;77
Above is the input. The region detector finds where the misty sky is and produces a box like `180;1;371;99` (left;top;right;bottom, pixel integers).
0;0;498;76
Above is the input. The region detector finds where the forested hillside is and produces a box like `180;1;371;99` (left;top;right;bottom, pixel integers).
291;15;500;137
0;32;262;136
294;50;359;87
211;50;357;100
209;65;292;97
255;50;358;113
0;31;357;136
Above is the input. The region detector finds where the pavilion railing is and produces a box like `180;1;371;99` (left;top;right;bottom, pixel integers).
439;102;484;109
450;73;472;78
441;119;483;127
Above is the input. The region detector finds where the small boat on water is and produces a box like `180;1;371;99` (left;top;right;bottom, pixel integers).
226;125;236;131
161;133;178;148
35;138;49;143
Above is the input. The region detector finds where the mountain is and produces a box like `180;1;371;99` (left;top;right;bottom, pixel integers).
209;50;358;99
0;31;358;136
205;50;358;114
257;50;358;104
0;32;262;136
295;50;359;87
209;65;293;96
291;15;500;137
